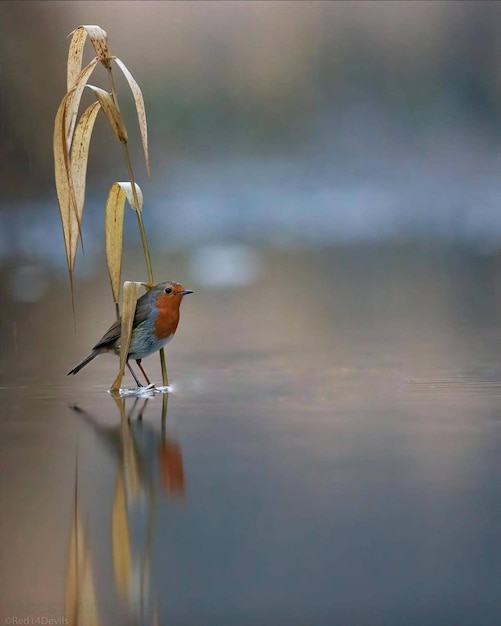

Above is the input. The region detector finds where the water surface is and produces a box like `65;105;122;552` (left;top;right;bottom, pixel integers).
1;247;501;625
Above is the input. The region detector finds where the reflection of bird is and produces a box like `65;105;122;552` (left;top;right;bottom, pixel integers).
71;398;185;624
158;439;185;497
68;281;193;385
71;399;186;499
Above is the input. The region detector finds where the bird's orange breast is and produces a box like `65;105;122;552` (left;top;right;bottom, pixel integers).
153;294;181;339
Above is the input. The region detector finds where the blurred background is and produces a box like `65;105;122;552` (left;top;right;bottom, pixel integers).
3;1;501;263
3;2;501;625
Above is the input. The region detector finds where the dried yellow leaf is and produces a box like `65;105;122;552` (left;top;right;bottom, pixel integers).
69;101;101;266
114;57;150;177
66;58;99;151
55;89;102;283
110;280;140;391
54;90;78;273
105;183;126;304
86;85;128;143
105;182;143;304
67;27;88;90
79;24;112;69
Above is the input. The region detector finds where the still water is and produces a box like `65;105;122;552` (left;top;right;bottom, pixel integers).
1;246;501;625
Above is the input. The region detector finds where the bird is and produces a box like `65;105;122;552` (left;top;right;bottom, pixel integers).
67;280;193;386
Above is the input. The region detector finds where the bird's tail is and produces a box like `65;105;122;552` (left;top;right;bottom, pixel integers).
67;351;99;376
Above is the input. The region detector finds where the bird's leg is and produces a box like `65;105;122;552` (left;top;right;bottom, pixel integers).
126;361;144;387
135;359;152;386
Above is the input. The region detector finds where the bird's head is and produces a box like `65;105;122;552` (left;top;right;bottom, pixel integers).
144;280;193;309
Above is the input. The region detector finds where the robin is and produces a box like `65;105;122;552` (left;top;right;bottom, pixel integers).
67;280;193;386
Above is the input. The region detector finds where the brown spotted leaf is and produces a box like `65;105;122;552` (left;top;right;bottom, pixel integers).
67;27;88;90
80;24;112;69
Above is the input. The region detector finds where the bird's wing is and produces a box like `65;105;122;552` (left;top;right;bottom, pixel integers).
92;319;121;350
92;290;153;350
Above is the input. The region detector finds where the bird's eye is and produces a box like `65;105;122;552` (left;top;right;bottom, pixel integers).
164;287;172;294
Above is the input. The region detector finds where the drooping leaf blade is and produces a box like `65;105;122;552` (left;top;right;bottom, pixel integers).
120;181;143;212
54;89;79;274
105;183;126;305
81;24;112;69
86;85;128;143
105;182;143;305
69;101;101;265
114;57;150;177
66;58;99;151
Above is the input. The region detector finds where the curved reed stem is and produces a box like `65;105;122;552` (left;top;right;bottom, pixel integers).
107;67;168;386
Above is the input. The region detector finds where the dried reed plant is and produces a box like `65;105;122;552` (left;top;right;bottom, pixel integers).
53;25;168;390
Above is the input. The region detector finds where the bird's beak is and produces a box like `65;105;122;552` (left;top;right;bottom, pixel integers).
180;289;193;296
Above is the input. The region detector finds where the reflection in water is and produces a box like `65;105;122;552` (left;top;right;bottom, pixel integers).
65;469;99;626
66;395;184;625
3;250;501;624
